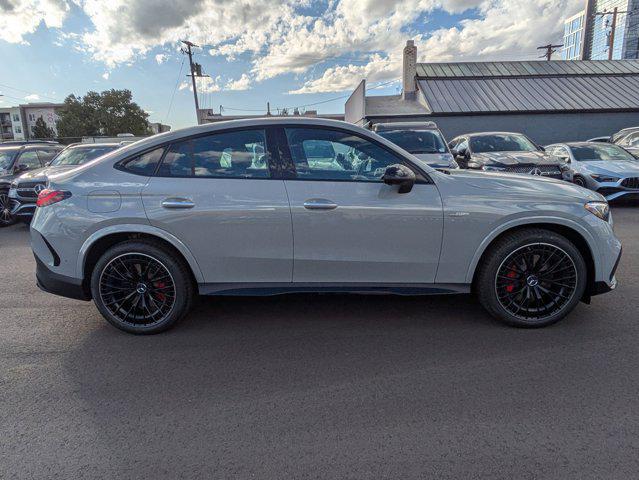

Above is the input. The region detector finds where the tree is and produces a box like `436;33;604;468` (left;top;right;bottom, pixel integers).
31;116;55;139
56;89;150;138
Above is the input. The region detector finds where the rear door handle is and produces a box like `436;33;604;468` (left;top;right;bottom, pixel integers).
161;198;195;209
303;198;338;210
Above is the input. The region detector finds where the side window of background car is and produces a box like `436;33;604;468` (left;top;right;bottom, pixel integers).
36;148;60;164
15;150;42;171
284;128;407;182
157;129;270;178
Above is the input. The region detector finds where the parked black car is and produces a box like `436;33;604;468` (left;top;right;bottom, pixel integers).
0;142;64;226
8;143;121;222
448;132;565;179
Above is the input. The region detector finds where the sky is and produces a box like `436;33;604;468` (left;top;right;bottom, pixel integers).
0;0;582;130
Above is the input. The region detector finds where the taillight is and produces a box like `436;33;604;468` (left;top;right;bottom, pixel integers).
36;189;72;207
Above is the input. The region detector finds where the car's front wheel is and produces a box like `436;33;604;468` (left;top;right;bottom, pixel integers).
0;191;17;227
476;229;587;327
90;240;194;334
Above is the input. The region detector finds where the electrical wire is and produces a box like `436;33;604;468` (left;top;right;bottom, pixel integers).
164;56;185;124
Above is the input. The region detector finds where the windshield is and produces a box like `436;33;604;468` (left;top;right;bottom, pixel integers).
377;129;447;154
470;134;538;153
571;144;637;162
0;150;17;170
50;146;117;166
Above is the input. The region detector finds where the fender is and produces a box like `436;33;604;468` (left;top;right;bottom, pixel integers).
77;223;205;283
464;215;600;284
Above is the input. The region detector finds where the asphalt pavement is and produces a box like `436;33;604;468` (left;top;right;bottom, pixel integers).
1;209;638;479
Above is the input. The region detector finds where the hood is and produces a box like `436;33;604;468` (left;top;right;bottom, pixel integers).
412;153;457;169
447;168;602;202
472;150;562;166
578;160;639;176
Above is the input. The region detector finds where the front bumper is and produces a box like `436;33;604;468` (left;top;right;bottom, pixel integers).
590;246;622;297
35;255;91;301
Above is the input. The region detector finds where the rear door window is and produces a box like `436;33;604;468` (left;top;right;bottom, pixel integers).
15;150;42;170
158;129;270;178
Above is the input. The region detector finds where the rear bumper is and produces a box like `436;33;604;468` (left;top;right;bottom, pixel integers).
35;256;91;301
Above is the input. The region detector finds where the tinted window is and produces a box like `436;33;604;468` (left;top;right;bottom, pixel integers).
285;127;406;181
619;132;639;147
0;150;17;170
51;146;117;166
119;147;165;176
16;150;42;170
37;148;63;163
470;134;537;153
376;129;447;154
571;144;636;162
158;130;269;178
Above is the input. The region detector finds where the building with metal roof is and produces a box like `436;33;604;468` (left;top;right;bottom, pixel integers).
345;41;639;144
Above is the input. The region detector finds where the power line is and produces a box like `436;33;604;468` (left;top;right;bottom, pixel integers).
537;43;563;60
0;83;61;102
164;56;185;124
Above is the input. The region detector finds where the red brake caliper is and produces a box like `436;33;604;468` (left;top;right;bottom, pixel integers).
505;268;518;293
154;281;166;301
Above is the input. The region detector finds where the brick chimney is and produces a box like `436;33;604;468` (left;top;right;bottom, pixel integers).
402;40;417;99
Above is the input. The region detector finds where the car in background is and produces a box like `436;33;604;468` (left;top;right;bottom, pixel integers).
30;118;620;334
610;127;639;159
372;122;458;170
448;132;565;179
9;143;121;222
586;136;611;143
546;142;639;201
0;142;64;227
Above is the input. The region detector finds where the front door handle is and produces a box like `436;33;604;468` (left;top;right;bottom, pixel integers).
303;198;338;210
161;198;195;209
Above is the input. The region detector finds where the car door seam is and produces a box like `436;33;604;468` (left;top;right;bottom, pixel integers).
282;180;295;283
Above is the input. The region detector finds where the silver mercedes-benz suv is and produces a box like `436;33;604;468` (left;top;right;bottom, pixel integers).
30;118;622;334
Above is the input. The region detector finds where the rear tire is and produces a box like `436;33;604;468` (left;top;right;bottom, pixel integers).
90;240;194;334
0;191;17;227
476;229;587;328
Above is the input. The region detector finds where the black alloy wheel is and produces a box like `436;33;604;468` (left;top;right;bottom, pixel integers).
573;176;587;188
495;243;578;321
91;240;194;334
0;192;17;227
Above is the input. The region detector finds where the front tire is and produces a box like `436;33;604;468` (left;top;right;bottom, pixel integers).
573;175;587;188
476;229;587;328
0;191;17;227
90;240;194;334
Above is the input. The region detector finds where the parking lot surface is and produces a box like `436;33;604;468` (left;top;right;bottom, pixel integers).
1;208;639;479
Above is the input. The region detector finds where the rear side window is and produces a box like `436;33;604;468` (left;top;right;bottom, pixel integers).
119;147;165;176
36;148;62;163
157;129;270;178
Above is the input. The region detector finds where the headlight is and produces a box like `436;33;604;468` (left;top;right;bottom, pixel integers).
584;201;610;221
481;165;504;171
590;174;620;183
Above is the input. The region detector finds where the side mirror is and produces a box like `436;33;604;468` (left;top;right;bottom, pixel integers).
450;148;458;157
537;145;546;152
382;164;416;194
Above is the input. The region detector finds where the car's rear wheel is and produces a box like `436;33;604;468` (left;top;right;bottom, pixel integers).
90;240;194;334
476;229;587;327
0;191;17;227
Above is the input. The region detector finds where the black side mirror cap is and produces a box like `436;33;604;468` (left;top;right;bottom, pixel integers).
382;164;416;194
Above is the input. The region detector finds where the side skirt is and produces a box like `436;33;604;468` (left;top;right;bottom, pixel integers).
198;282;471;297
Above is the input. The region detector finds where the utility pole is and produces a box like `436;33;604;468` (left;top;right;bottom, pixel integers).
180;40;209;124
537;43;563;60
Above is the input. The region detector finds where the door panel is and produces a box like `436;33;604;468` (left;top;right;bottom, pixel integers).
142;178;292;283
141;128;293;284
285;181;442;283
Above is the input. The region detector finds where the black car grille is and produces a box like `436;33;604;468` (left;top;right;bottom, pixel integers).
502;165;562;177
622;177;639;189
16;181;46;199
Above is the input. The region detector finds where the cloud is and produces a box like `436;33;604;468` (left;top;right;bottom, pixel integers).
102;72;110;80
0;0;70;44
24;93;40;101
225;74;251;91
155;53;168;64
